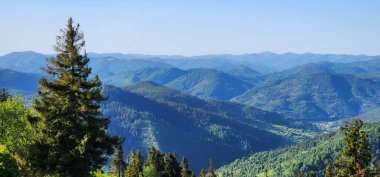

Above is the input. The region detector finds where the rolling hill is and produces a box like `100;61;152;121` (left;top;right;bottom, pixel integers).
233;72;380;121
165;68;253;100
104;67;255;101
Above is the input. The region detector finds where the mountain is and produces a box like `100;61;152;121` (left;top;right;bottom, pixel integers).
104;67;255;101
217;121;380;177
232;72;380;121
0;67;317;171
0;69;41;94
2;51;379;75
0;51;174;78
103;81;316;171
0;51;47;73
89;56;173;78
165;68;253;100
102;67;187;86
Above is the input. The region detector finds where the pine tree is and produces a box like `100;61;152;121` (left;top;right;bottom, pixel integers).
147;147;164;171
190;172;195;177
125;150;144;177
199;168;206;177
333;119;372;177
325;163;333;177
0;88;10;102
208;159;217;177
163;152;180;177
26;17;117;176
111;138;126;177
180;156;190;177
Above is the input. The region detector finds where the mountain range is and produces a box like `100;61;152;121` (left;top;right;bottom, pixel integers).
2;51;380;173
0;67;315;171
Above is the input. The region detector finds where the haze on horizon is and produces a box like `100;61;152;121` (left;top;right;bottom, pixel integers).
1;0;380;56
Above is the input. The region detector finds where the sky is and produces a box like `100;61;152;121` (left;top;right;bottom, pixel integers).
0;0;380;56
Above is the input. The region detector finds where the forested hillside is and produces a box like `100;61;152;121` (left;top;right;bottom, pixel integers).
217;121;380;177
102;82;316;171
0;69;40;94
233;72;380;121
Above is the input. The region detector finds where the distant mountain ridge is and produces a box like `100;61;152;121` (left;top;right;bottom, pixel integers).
1;51;378;74
277;59;380;77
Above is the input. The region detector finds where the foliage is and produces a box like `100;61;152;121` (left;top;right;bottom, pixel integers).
0;145;20;177
0;98;33;156
111;138;126;177
332;119;373;176
142;165;161;177
26;18;117;176
208;159;217;177
125;150;144;177
180;157;190;177
0;88;11;102
198;169;206;177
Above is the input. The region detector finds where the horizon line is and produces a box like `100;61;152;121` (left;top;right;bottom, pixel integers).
2;50;380;58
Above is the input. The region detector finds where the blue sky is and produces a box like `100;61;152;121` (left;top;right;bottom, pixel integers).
1;0;379;56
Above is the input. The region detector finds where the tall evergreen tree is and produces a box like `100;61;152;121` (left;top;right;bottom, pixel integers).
333;119;372;177
163;152;180;177
180;156;190;177
147;147;164;171
26;17;116;176
208;159;217;177
111;138;126;177
190;172;195;177
198;168;206;177
125;150;144;177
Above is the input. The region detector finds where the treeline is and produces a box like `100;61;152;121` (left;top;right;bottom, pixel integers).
108;144;217;177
